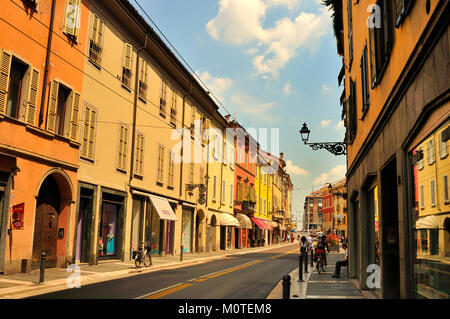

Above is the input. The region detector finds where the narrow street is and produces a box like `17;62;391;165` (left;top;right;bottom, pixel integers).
29;244;299;299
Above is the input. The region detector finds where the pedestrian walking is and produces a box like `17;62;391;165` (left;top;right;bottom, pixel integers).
300;236;307;255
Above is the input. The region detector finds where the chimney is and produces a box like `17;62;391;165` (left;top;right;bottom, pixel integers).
225;114;231;123
280;152;284;161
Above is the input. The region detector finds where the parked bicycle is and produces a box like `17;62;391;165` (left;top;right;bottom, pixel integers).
133;242;152;268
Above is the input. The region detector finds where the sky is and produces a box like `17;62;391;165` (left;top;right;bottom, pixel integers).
132;0;347;227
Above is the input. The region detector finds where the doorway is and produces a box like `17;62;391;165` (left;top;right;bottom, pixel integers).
32;175;60;269
380;158;400;298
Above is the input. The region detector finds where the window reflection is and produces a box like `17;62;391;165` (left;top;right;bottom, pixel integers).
411;120;450;299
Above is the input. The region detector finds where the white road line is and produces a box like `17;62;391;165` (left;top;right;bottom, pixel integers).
134;282;183;299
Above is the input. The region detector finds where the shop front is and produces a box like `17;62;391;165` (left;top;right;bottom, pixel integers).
181;207;194;253
220;213;240;250
235;213;252;249
250;217;271;247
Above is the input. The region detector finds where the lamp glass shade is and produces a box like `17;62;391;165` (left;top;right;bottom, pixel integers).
300;123;310;143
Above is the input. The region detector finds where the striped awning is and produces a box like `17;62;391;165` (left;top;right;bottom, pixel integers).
236;214;252;229
251;217;272;230
220;213;240;227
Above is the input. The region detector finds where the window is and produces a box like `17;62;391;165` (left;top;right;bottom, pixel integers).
213;176;217;202
439;130;449;159
394;0;414;27
46;79;80;141
427;138;435;165
0;52;40;126
160;81;167;116
419;184;424;209
368;0;394;87
170;91;177;126
259;197;262;213
222;181;226;204
81;106;96;160
417;146;424;170
89;14;104;66
190;107;196;137
138;58;148;100
63;0;81;40
443;175;449;204
268;200;271;214
230;184;233;205
122;43;132;88
189;163;194;184
430;180;436;207
157;145;165;183
361;43;370;115
347;78;357;144
223;142;228;165
117;124;128;171
168;151;174;187
346;0;353;67
264;199;266;215
135;133;144;176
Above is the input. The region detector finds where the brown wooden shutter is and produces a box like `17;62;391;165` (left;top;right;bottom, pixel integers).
88;108;95;158
123;43;132;70
46;80;59;133
25;67;40;125
0;49;12;115
82;107;90;156
69;91;80;140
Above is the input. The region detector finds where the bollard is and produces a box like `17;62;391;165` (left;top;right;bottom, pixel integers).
304;251;308;273
311;249;314;267
298;254;303;282
282;275;291;299
180;244;184;262
39;252;46;283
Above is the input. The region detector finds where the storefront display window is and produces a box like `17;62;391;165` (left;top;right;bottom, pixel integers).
182;209;193;253
99;203;118;257
410;120;449;299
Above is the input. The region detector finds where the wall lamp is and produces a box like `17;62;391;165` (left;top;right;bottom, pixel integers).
299;123;347;156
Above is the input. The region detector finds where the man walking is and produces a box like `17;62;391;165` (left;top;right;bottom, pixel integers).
332;243;348;278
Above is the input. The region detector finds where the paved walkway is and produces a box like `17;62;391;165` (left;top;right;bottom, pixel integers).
0;241;295;299
267;250;366;299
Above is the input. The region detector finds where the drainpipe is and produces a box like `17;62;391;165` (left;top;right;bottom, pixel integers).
38;0;56;126
129;34;148;186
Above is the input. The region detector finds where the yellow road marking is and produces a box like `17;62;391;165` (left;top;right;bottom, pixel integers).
271;249;299;260
193;278;208;282
144;283;194;299
204;260;264;279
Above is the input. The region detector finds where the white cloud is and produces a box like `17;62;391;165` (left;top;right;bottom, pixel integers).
286;160;310;176
230;93;277;122
333;120;344;130
283;82;292;95
320;120;331;127
206;0;330;78
313;165;346;186
195;70;233;100
322;84;331;92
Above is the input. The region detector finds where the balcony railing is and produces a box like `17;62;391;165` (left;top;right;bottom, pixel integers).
89;40;102;66
242;200;256;212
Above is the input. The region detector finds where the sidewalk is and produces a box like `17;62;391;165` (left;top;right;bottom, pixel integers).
0;241;295;299
267;249;366;299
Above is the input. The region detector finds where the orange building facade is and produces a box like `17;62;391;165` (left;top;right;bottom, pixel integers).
0;0;88;274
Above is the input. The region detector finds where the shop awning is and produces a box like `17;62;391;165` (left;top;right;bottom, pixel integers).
149;195;178;221
251;217;272;230
270;221;278;228
236;213;252;229
220;213;240;227
415;215;439;229
279;224;287;231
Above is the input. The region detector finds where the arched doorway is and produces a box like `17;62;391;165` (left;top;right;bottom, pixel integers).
32;175;60;269
32;171;72;269
195;210;205;252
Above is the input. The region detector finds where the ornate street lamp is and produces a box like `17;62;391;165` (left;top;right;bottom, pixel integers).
186;173;210;204
299;123;347;156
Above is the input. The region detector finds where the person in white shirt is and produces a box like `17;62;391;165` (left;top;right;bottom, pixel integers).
332;243;348;278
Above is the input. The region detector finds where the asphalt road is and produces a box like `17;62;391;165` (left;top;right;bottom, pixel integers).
29;243;300;299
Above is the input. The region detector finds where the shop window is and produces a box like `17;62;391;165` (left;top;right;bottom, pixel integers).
410;120;449;299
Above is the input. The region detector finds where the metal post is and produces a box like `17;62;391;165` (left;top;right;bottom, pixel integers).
304;251;308;273
311;249;314;267
180;244;183;262
298;253;303;282
282;275;291;299
39;252;46;283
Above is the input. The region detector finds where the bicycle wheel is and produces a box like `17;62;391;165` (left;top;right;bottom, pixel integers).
144;254;151;267
317;259;322;274
135;257;141;268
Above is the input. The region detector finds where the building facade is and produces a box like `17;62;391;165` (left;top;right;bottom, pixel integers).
328;0;449;298
0;0;89;274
